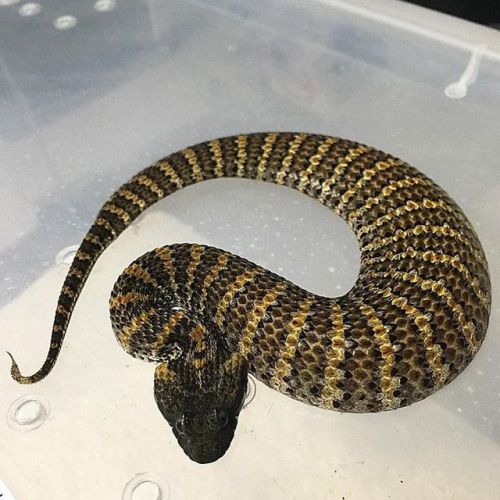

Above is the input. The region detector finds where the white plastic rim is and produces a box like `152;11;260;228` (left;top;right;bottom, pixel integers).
7;395;50;432
18;2;41;16
122;473;170;500
55;244;79;266
53;15;78;30
243;375;257;408
94;0;116;12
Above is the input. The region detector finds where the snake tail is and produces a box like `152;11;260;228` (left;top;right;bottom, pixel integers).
10;133;490;414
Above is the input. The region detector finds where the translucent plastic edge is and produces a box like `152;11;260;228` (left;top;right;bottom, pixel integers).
319;0;500;62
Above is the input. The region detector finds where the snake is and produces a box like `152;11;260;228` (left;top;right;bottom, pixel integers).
8;132;491;464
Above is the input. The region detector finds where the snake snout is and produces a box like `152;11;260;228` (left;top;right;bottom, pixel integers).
174;414;238;464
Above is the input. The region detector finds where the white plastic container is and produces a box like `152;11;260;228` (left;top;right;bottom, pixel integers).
1;1;499;498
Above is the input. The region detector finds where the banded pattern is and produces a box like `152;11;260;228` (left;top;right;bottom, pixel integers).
9;133;490;416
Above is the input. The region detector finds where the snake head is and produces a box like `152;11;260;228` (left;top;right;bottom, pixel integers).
154;352;248;464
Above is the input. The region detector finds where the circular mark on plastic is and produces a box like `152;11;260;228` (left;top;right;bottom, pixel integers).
122;473;169;500
8;395;49;432
94;0;116;12
0;0;20;5
445;82;467;99
18;2;41;15
53;15;77;30
243;376;257;408
56;244;79;266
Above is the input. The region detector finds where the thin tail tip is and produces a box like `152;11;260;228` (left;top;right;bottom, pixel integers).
6;351;34;385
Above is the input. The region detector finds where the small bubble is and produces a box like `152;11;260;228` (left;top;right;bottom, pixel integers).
18;2;41;15
457;407;463;413
53;15;77;30
8;395;50;432
328;266;336;273
94;0;116;12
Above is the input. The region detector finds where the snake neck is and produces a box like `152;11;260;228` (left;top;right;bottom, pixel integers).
109;253;250;464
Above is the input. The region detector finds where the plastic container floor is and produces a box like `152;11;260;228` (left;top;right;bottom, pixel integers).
0;0;499;499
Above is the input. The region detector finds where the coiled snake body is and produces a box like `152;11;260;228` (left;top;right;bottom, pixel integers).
9;133;491;463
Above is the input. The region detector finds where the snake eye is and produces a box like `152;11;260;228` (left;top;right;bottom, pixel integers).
175;415;186;435
218;410;228;428
207;409;228;430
